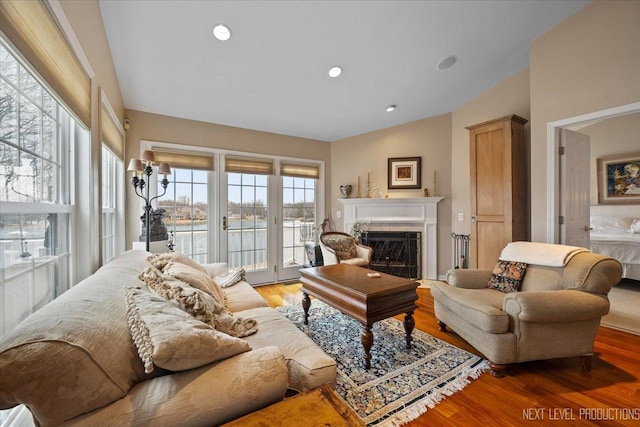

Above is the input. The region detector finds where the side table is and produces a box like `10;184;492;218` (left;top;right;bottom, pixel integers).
303;242;324;268
222;384;363;426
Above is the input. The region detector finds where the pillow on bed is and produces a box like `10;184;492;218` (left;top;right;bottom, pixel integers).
590;216;634;232
629;219;640;234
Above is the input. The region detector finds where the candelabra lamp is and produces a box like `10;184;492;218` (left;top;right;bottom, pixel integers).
127;150;171;252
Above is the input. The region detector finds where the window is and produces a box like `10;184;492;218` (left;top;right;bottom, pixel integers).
142;142;323;284
1;5;93;423
158;168;209;264
102;146;121;263
0;43;74;341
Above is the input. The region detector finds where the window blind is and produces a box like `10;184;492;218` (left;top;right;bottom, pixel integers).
225;156;274;175
0;0;92;128
151;149;214;171
101;101;124;160
280;162;320;179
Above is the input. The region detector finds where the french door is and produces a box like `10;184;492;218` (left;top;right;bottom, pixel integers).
220;171;275;284
279;176;317;282
218;162;320;284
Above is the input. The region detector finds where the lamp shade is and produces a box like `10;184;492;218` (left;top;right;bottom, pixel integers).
158;162;171;176
142;150;155;163
127;158;143;172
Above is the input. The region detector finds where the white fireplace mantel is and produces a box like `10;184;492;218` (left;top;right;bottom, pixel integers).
339;197;444;279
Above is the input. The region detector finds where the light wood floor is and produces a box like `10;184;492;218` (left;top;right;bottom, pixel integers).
255;283;640;426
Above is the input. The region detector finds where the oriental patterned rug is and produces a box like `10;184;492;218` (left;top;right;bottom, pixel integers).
277;301;488;426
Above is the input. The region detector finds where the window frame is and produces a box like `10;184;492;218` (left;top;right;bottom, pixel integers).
101;145;124;263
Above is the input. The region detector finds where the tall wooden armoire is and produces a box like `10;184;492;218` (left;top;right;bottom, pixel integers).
467;115;528;269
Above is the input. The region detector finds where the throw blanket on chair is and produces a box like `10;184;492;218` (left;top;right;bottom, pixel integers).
499;241;590;267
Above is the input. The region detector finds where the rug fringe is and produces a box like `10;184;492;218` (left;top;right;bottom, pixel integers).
376;360;490;427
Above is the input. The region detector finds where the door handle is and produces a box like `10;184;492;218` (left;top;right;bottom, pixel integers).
222;216;228;231
584;225;593;232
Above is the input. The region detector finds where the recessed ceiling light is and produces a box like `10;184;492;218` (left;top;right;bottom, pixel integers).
213;24;231;41
328;66;343;78
437;55;457;70
385;105;396;112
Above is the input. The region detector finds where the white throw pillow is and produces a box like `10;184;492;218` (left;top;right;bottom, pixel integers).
203;262;228;278
590;216;634;232
629;219;640;234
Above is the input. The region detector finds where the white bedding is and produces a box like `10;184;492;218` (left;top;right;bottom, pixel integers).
590;231;640;264
589;208;640;281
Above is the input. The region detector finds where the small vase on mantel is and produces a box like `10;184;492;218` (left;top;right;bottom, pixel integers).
339;185;352;198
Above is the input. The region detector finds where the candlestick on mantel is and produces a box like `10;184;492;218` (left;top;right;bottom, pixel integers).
357;176;361;198
367;173;371;198
433;170;438;197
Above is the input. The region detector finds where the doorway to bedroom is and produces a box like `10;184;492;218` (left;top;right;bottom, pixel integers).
549;102;640;335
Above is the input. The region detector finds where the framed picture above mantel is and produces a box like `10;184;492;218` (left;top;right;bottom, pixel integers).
388;157;421;189
597;151;640;205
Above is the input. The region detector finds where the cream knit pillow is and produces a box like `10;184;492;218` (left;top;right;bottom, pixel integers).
163;260;226;307
124;287;251;374
139;267;259;338
147;252;208;273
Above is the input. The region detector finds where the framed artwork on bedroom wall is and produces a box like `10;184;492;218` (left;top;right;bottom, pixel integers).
597;151;640;204
388;157;422;189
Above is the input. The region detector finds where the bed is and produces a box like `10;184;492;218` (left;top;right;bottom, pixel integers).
590;205;640;281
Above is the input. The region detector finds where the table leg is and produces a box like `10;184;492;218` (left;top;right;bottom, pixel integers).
404;311;415;349
302;292;311;325
361;324;373;370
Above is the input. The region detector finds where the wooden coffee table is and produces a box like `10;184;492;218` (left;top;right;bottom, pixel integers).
299;264;419;369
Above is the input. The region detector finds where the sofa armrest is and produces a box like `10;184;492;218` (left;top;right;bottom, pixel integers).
445;269;493;289
503;290;610;323
202;262;228;278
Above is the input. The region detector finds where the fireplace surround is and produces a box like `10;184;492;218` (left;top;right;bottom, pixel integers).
339;197;444;279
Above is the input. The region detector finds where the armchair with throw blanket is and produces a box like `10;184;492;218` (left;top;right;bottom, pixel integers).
430;241;621;377
319;232;372;268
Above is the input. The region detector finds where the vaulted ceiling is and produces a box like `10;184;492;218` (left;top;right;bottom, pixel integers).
100;0;588;142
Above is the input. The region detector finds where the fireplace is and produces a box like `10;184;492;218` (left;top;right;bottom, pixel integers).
339;197;443;279
361;231;421;279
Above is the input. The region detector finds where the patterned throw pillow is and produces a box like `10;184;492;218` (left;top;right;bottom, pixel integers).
323;235;358;260
487;261;528;293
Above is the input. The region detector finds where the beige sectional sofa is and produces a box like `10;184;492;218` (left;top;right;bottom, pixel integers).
0;250;336;426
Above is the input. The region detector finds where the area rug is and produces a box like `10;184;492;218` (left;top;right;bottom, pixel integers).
277;301;488;426
601;279;640;335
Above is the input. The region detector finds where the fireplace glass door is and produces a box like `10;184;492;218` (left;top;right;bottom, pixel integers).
361;231;421;279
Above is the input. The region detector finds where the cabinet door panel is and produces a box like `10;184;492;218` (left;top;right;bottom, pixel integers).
477;222;505;269
476;129;506;216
